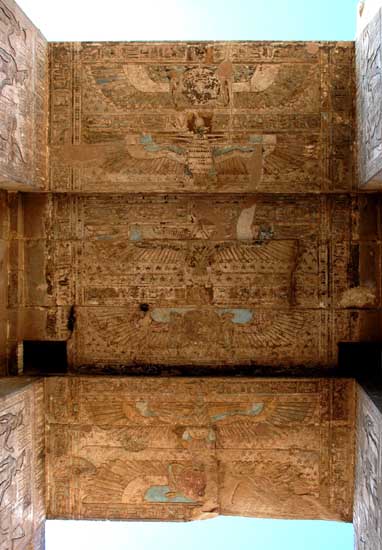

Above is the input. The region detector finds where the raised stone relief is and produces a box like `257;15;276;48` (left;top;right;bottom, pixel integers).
0;0;48;190
0;46;27;94
46;377;355;522
0;0;380;542
20;193;382;371
357;5;382;186
354;386;382;550
49;41;354;193
0;380;45;550
0;409;23;452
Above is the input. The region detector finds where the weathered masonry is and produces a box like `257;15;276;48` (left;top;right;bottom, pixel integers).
0;0;382;548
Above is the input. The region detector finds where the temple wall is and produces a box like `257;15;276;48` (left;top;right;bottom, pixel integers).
45;376;355;523
0;0;48;191
356;1;382;187
0;378;45;549
354;385;382;550
0;191;8;374
0;190;24;375
357;0;382;36
0;2;380;542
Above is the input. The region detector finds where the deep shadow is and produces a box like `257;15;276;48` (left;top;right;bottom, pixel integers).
23;341;68;375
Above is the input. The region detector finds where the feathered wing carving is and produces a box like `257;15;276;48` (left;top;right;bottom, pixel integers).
213;241;297;270
83;459;168;503
213;145;261;176
238;311;307;348
102;145;186;176
88;64;173;111
214;398;317;429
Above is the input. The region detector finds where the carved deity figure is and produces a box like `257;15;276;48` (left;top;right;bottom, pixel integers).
144;463;207;504
0;451;25;508
0;516;25;546
0;47;27;94
364;28;382;159
0;116;25;164
103;111;261;186
0;410;23;453
0;0;26;55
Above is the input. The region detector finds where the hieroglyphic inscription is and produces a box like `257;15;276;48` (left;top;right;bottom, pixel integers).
49;41;354;193
0;379;45;550
0;0;48;190
45;377;355;522
0;191;8;375
20;193;382;370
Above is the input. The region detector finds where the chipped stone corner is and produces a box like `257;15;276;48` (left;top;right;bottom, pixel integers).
339;286;377;308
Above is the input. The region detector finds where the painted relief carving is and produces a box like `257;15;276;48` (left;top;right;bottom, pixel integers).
46;377;355;522
74;306;320;366
81;238;297;308
90;62;231;110
219;454;331;520
84;460;208;506
50;42;354;192
102;115;265;188
144;463;207;503
169;65;227;107
21;191;381;370
232;63;320;111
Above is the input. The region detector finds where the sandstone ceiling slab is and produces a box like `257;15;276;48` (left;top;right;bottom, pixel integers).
45;377;355;522
49;41;355;193
17;193;382;372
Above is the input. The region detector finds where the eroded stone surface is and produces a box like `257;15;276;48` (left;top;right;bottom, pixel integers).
0;378;45;549
357;0;382;36
45;377;355;522
0;0;48;190
0;11;378;537
354;386;382;549
16;193;382;371
49;41;355;193
356;3;382;186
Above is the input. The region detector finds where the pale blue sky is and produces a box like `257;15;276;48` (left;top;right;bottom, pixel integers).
19;0;358;548
47;517;354;550
18;0;358;41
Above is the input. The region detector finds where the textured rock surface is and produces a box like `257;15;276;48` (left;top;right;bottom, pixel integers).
0;40;374;373
0;378;45;549
356;2;382;187
49;41;355;193
354;385;382;549
0;0;48;190
357;0;382;36
45;377;355;522
0;1;380;536
17;193;382;371
0;191;8;374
